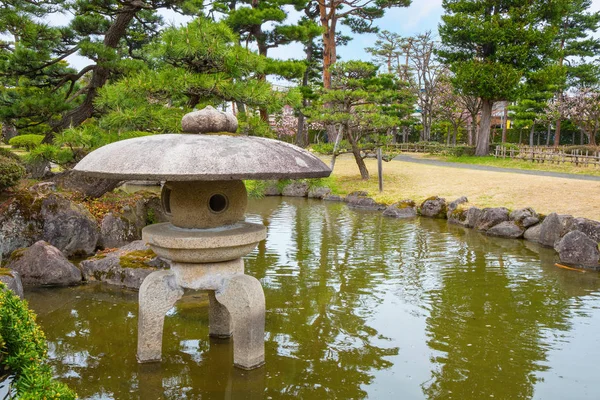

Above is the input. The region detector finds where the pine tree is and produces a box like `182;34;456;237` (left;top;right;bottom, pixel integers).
308;61;414;179
551;0;600;146
438;0;561;155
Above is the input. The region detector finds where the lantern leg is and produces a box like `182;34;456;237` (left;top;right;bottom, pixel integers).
209;290;233;338
215;274;265;370
137;270;184;363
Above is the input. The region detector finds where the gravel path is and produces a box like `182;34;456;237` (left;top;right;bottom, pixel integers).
394;154;600;182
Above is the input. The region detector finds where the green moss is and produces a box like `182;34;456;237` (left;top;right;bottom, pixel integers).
396;200;416;209
450;206;468;221
8;248;26;263
119;249;156;269
0;268;13;276
146;208;157;225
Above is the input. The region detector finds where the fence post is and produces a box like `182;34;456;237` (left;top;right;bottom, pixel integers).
377;147;383;193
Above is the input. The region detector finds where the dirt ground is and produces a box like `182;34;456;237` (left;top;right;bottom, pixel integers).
330;154;600;221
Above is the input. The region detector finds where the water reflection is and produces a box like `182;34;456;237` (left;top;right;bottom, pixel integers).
23;197;600;399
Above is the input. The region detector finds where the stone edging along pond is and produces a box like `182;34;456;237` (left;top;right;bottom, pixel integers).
266;180;600;271
1;180;599;294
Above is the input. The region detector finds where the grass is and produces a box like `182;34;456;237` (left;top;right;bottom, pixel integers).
327;154;600;221
427;154;600;177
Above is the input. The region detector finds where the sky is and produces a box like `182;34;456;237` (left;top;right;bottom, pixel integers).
55;0;600;75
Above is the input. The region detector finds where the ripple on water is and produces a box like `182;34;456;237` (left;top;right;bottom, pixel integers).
20;197;600;400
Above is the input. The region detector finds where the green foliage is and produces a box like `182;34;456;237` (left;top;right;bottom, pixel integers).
0;282;76;399
310;141;350;155
237;114;275;138
0;147;22;162
8;134;44;151
0;156;26;192
244;180;268;199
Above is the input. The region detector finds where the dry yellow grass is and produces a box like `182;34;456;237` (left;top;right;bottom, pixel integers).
329;154;600;221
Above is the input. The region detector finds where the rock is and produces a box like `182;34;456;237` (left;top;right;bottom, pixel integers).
569;218;600;243
99;194;167;249
308;187;331;199
475;207;509;231
509;207;539;228
419;197;447;219
0;269;24;299
345;192;386;210
281;181;309;197
100;213;140;249
447;196;468;214
448;206;484;228
0;192;44;259
41;194;99;257
524;224;542;242
323;194;344;202
264;182;281;196
51;170;121;198
6;241;82;286
26;159;51;179
538;213;573;247
383;200;417;219
555;231;600;268
486;221;525;239
181;106;238;134
80;241;168;290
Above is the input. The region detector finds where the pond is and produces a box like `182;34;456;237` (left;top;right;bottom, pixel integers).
25;197;600;399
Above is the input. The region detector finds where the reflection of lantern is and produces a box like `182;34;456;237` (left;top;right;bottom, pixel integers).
74;106;330;369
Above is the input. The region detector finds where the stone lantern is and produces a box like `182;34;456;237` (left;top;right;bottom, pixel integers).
74;106;330;369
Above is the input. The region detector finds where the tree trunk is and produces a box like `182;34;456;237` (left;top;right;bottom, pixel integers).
45;3;142;141
475;99;493;156
469;113;478;146
347;131;369;180
589;131;597;146
529;124;535;147
446;125;451;145
501;101;508;143
546;123;551;146
554;117;562;147
296;39;314;147
296;113;307;147
453;125;458;146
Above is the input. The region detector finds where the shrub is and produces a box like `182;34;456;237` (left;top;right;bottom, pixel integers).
0;156;26;192
0;282;77;399
0;147;22;162
8;135;44;151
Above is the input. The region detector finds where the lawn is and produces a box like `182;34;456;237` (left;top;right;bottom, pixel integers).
328;154;600;221
427;154;600;177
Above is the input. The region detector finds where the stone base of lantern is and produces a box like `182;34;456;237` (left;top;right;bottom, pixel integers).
136;258;265;370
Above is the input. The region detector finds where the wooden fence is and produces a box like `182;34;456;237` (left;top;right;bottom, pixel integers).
494;145;600;167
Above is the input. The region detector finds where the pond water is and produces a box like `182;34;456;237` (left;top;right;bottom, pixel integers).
25;197;600;399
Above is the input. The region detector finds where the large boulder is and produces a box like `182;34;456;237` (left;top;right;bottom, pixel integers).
181;105;238;134
554;231;600;268
419;197;447;219
6;241;82;286
524;224;542;242
486;221;525;239
81;241;168;290
51;170;121;198
99;193;167;249
282;181;309;197
569;218;600;243
448;206;483;228
0;191;44;259
345;192;386;210
538;213;573;248
509;207;539;228
475;207;509;231
383;200;417;219
41;194;99;257
0;269;24;299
